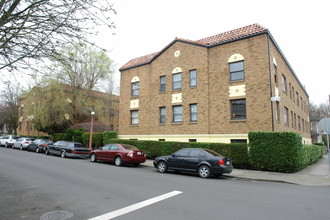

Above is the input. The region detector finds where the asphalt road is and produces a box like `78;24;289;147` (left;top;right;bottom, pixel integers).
1;147;330;220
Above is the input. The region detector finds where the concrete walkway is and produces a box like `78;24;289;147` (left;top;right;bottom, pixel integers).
145;155;330;186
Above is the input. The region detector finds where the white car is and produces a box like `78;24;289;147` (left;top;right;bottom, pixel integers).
13;137;34;150
0;135;20;148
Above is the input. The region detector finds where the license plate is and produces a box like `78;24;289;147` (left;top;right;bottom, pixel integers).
137;152;142;155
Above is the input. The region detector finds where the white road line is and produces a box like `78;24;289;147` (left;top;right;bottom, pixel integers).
88;190;183;220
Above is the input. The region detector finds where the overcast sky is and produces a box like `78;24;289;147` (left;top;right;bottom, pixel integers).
94;0;329;105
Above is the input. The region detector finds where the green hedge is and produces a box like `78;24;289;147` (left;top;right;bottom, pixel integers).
103;131;118;144
104;138;250;169
82;132;103;149
249;132;323;173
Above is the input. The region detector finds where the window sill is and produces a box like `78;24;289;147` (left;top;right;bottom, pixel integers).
230;119;247;122
172;122;183;125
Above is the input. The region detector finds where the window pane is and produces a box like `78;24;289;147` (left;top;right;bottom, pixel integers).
160;76;166;92
229;62;244;72
229;61;244;81
173;106;182;122
172;73;182;90
160;107;166;123
231;99;246;120
190;104;197;122
131;82;139;96
131;110;139;125
190;70;197;87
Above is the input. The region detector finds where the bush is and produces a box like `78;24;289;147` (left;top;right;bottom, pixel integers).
103;131;118;144
103;138;250;168
82;132;103;149
249;132;323;173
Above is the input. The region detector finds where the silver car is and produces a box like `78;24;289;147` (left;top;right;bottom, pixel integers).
13;137;34;150
0;135;20;148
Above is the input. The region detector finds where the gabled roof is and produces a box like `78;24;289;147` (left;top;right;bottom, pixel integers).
120;24;268;71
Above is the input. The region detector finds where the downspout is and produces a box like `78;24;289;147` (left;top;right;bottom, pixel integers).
267;33;275;131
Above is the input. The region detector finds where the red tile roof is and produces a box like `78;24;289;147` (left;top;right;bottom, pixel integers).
120;24;268;71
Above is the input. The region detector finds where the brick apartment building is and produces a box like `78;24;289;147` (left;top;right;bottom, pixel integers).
119;24;311;144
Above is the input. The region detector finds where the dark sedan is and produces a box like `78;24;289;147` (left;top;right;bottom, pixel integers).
153;148;233;178
45;141;90;158
27;139;53;153
90;144;146;166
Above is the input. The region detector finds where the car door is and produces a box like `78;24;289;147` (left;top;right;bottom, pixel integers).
14;138;22;148
167;149;190;170
52;141;63;155
97;145;111;160
185;149;203;171
108;144;119;162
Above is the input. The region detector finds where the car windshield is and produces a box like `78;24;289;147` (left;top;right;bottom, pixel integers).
203;149;222;157
122;144;138;150
24;138;32;141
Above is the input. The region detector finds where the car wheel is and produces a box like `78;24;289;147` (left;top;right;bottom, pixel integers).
45;149;49;155
61;151;66;158
198;165;211;178
20;145;23;150
90;154;97;162
5;143;8;148
114;156;123;166
36;147;40;153
157;161;168;173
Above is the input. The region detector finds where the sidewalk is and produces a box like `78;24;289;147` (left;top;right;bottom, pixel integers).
144;155;330;186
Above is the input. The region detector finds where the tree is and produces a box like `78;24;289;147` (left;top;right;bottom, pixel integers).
0;81;24;134
47;43;115;124
310;102;330;122
0;0;116;71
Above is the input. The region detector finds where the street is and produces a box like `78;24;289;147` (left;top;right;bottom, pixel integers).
1;147;330;220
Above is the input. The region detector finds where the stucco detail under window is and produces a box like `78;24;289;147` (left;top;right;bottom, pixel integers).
229;84;246;97
130;100;139;109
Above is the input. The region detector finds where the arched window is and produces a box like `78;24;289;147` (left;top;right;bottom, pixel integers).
228;54;244;81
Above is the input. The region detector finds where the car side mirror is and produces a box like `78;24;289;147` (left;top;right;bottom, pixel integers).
171;154;176;158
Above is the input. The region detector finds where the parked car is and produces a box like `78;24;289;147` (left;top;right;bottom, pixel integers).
45;141;90;158
27;139;53;153
90;144;146;166
0;135;20;148
13;137;34;150
153;148;233;178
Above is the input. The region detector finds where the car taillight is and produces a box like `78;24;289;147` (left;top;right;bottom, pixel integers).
24;141;29;143
127;151;133;157
218;159;225;165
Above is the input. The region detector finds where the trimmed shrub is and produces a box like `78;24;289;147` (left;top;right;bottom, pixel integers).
249;132;305;173
82;132;103;149
103;138;250;168
103;131;118;144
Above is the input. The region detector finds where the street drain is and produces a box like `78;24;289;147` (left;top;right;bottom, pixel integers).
40;210;74;220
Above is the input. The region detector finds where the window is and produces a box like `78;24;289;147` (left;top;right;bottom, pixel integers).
130;110;139;125
292;87;295;102
159;107;166;124
229;61;244;81
172;73;182;90
294;113;297;129
190;104;197;122
284;107;289;126
300;97;303;109
276;101;280;122
230;99;246;120
230;139;247;143
291;111;294;128
160;76;166;92
131;82;139;97
296;92;299;106
273;64;278;83
282;75;287;93
189;139;197;143
289;83;292;99
173;105;182;123
302;119;305;132
189;149;200;156
298;116;301;130
189;69;197;87
159;139;165;141
174;149;190;157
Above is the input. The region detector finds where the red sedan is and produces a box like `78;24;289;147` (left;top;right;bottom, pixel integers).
90;144;146;166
